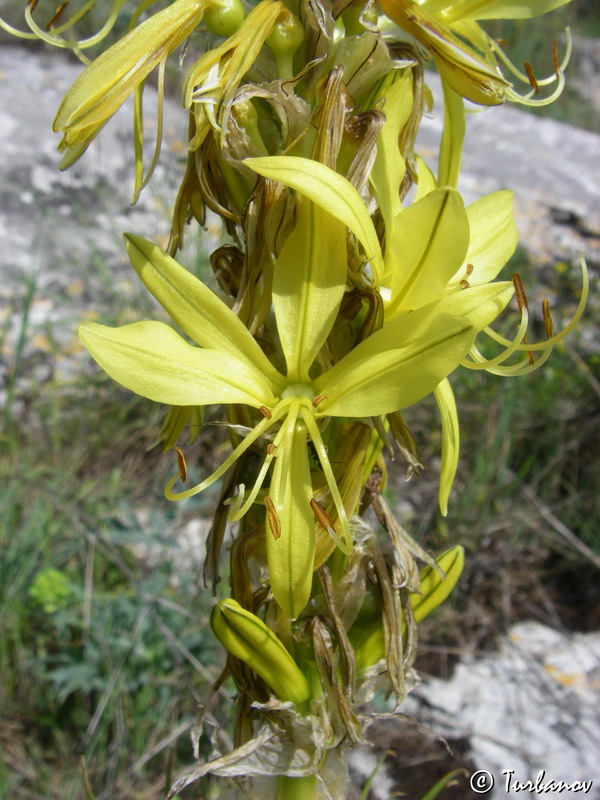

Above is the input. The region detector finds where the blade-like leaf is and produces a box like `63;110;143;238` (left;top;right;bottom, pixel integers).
79;321;276;408
124;233;284;389
273;197;346;381
246;156;385;283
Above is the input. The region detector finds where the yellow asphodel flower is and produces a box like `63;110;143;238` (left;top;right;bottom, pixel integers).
52;0;209;171
79;156;509;618
380;0;574;105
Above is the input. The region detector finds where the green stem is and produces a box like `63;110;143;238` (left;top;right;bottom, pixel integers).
277;774;317;800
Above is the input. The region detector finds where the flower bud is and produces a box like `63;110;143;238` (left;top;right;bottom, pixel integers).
210;598;310;704
204;0;245;38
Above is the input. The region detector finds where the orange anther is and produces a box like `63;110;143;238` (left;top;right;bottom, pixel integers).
543;299;554;338
524;61;539;94
175;447;187;482
512;273;529;311
552;40;559;75
310;498;334;531
312;394;327;408
264;497;281;540
259;405;272;419
266;443;278;455
46;0;69;30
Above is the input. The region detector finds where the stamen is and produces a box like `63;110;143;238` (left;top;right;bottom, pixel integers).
300;409;353;555
310;498;334;531
543;299;554;338
264;497;281;540
466;263;474;276
524;61;540;94
495;38;507;48
46;1;69;29
175;446;187;482
512;273;529;311
260;405;272;419
552;40;560;75
267;443;278;455
485;258;588;353
312;394;328;408
459;279;469;289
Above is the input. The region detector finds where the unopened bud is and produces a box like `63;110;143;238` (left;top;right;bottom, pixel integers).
210;598;310;704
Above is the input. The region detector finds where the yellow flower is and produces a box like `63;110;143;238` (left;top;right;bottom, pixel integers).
79;171;496;618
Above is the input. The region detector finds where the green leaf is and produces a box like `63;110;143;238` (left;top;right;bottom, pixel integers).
272;197;346;381
245;156;385;283
386;188;469;317
434;378;459;516
124;233;284;389
420;769;468;800
79;321;276;408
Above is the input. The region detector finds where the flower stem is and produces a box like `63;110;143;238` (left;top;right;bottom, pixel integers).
277;775;317;800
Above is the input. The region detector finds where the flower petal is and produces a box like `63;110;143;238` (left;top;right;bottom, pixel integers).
266;403;315;620
370;69;413;239
447;191;517;289
386;188;469;317
272;197;346;381
79;321;276;408
316;313;475;417
433;377;459;516
54;0;204;134
436;0;575;23
124;233;284;389
245;155;385;283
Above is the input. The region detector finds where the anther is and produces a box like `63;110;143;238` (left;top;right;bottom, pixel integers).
495;38;507;47
28;0;40;11
174;447;187;482
259;405;272;419
460;279;470;290
543;299;554;338
46;1;69;30
264;497;281;540
552;40;560;75
512;273;529;311
513;273;534;364
310;498;334;531
523;61;540;94
466;263;474;276
266;443;278;455
312;394;327;408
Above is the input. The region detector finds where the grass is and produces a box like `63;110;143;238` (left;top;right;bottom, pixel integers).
0;264;225;799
